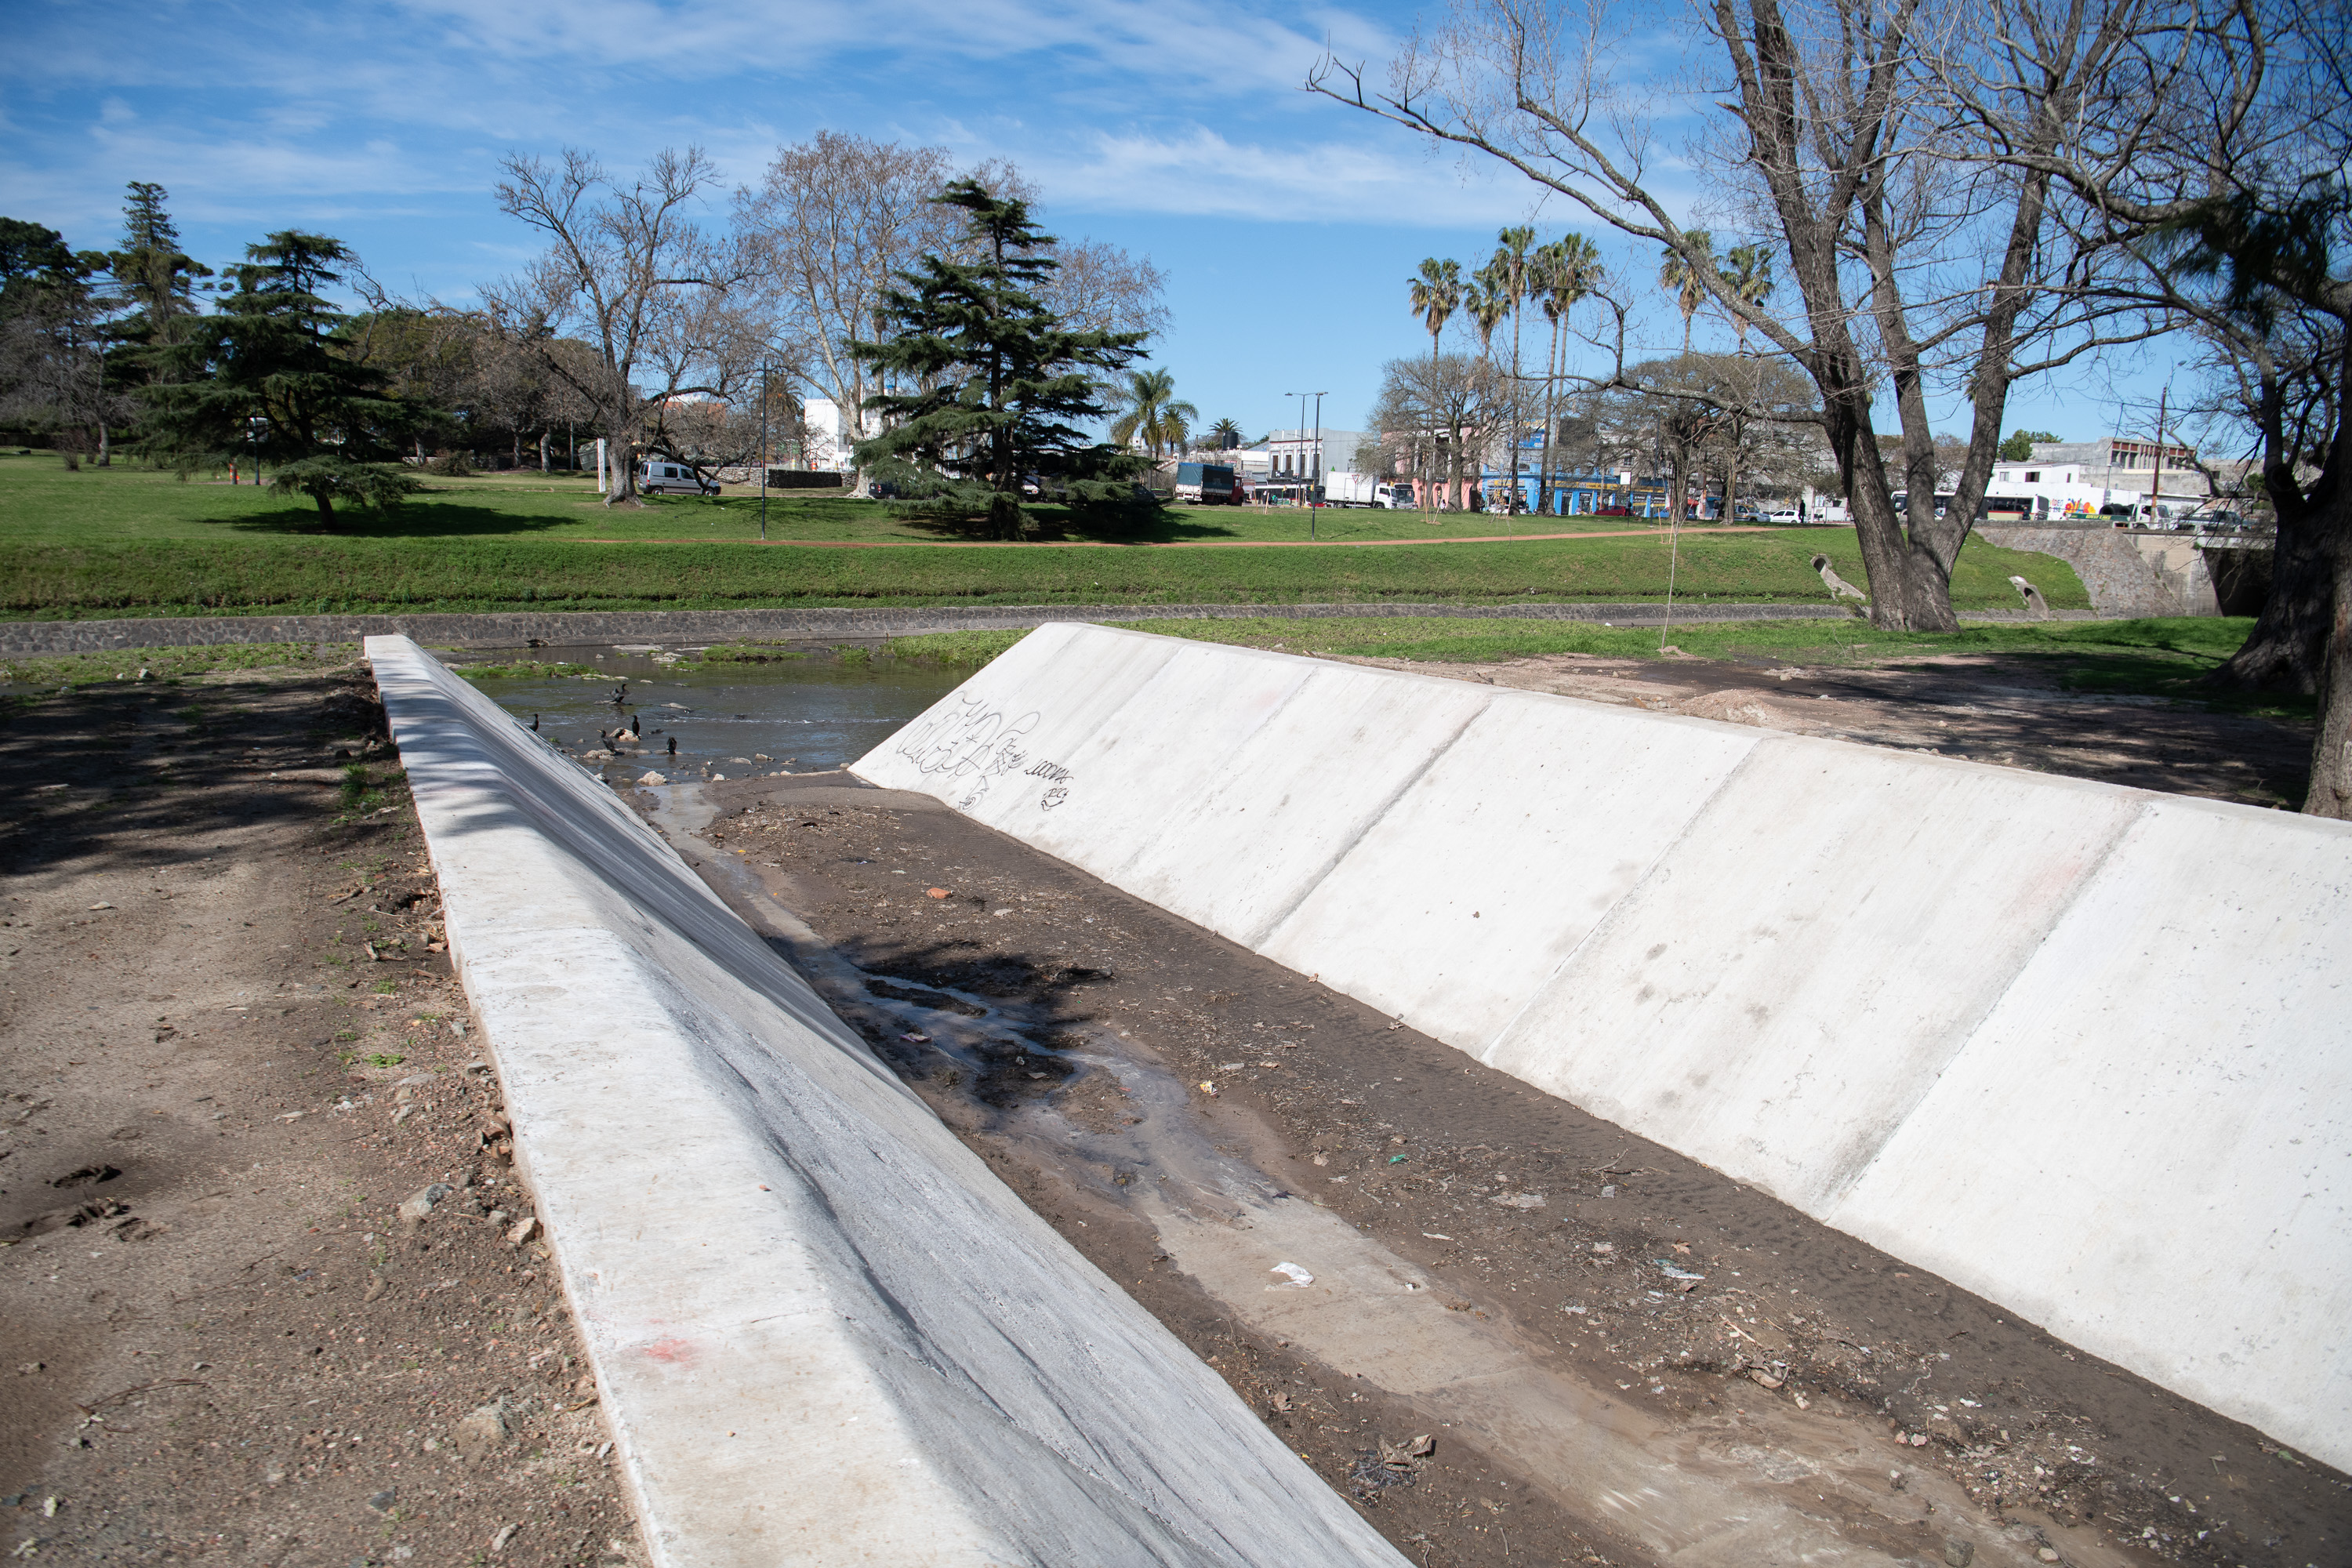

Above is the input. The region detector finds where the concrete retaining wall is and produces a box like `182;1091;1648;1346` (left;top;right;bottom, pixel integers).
852;623;2352;1470
1978;524;2232;616
366;634;1406;1568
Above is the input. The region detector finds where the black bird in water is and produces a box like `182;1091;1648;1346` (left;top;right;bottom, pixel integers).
530;714;540;732
609;681;630;709
666;736;677;757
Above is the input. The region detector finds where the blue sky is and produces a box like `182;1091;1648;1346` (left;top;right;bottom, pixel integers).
0;0;2186;450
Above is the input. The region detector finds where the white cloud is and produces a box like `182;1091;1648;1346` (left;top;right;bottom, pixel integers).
1023;123;1555;227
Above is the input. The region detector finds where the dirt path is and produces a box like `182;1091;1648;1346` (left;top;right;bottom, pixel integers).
652;771;2347;1568
1335;648;2314;809
568;525;1763;549
0;668;643;1568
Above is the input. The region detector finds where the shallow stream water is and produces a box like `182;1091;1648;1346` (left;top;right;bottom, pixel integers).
449;644;960;775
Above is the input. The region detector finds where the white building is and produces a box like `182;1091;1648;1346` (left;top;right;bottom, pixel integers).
1256;427;1367;488
1985;437;2211;520
801;397;879;472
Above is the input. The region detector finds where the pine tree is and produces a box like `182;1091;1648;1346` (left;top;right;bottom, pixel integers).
0;218;114;465
111;183;211;334
851;180;1146;539
100;183;216;445
137;231;420;524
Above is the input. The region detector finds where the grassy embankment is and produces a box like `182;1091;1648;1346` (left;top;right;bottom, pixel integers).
886;615;2307;718
0;453;2086;619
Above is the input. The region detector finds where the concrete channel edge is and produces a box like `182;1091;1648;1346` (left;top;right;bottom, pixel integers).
366;634;1410;1568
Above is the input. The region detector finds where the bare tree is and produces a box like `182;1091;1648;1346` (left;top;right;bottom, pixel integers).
1040;239;1170;341
0;273;122;466
737;135;1165;491
2005;0;2349;812
1312;0;2177;629
735;136;964;492
488;147;741;506
1369;350;1511;508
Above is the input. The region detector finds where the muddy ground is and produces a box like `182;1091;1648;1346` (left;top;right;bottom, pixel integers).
657;761;2347;1568
0;670;643;1567
1331;648;2313;810
3;645;2340;1568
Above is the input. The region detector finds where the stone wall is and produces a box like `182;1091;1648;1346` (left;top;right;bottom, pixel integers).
1979;525;2234;617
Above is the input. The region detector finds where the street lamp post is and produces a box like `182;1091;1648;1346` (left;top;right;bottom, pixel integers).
1284;390;1328;540
1309;390;1327;539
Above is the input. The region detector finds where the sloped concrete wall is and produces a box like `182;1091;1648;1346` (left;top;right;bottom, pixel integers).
366;635;1406;1568
853;622;2352;1471
1978;524;2225;616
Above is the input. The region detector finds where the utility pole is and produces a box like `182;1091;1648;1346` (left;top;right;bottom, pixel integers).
1309;390;1327;541
2147;385;2169;527
1285;392;1307;529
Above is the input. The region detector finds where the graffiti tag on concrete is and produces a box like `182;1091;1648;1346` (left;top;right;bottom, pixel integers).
895;695;1065;810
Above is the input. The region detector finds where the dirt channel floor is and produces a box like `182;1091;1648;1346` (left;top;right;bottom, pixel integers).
3;648;2341;1568
0;670;644;1567
646;646;2341;1568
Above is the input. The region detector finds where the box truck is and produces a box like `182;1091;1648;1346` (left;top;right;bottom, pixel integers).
1175;462;1237;504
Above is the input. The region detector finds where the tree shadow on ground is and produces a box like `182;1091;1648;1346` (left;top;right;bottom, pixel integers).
889;505;1252;545
0;673;402;887
212;502;583;539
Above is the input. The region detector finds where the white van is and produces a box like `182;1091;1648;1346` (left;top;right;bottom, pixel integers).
637;460;715;496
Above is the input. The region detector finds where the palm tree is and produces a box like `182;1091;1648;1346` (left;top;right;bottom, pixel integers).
1207;416;1243;450
1657;227;1717;354
1467;271;1511;514
1534;234;1603;514
1109;368;1198;462
1715;245;1776;522
1490;225;1537;515
1408;258;1463;510
1721;243;1775;352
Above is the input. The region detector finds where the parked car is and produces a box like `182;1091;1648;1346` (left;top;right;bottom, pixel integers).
638;460;717;496
1762;508;1802;524
1592;503;1635;517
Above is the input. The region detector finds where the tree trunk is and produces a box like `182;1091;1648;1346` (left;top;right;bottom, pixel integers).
1537;318;1559;516
604;428;642;506
2307;529;2352;818
315;492;336;525
539;432;550;474
96;421;110;467
2216;503;2335;691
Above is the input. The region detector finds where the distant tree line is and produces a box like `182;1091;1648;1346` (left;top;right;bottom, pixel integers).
0;135;1173;527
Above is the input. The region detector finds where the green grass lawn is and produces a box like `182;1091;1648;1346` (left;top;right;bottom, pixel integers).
0;451;2090;619
887;615;2306;719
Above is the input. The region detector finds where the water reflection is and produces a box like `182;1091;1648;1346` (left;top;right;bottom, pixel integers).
454;644;960;775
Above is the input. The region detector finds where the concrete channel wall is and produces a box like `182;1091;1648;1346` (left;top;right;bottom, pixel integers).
851;622;2352;1472
365;635;1407;1568
1976;524;2240;617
